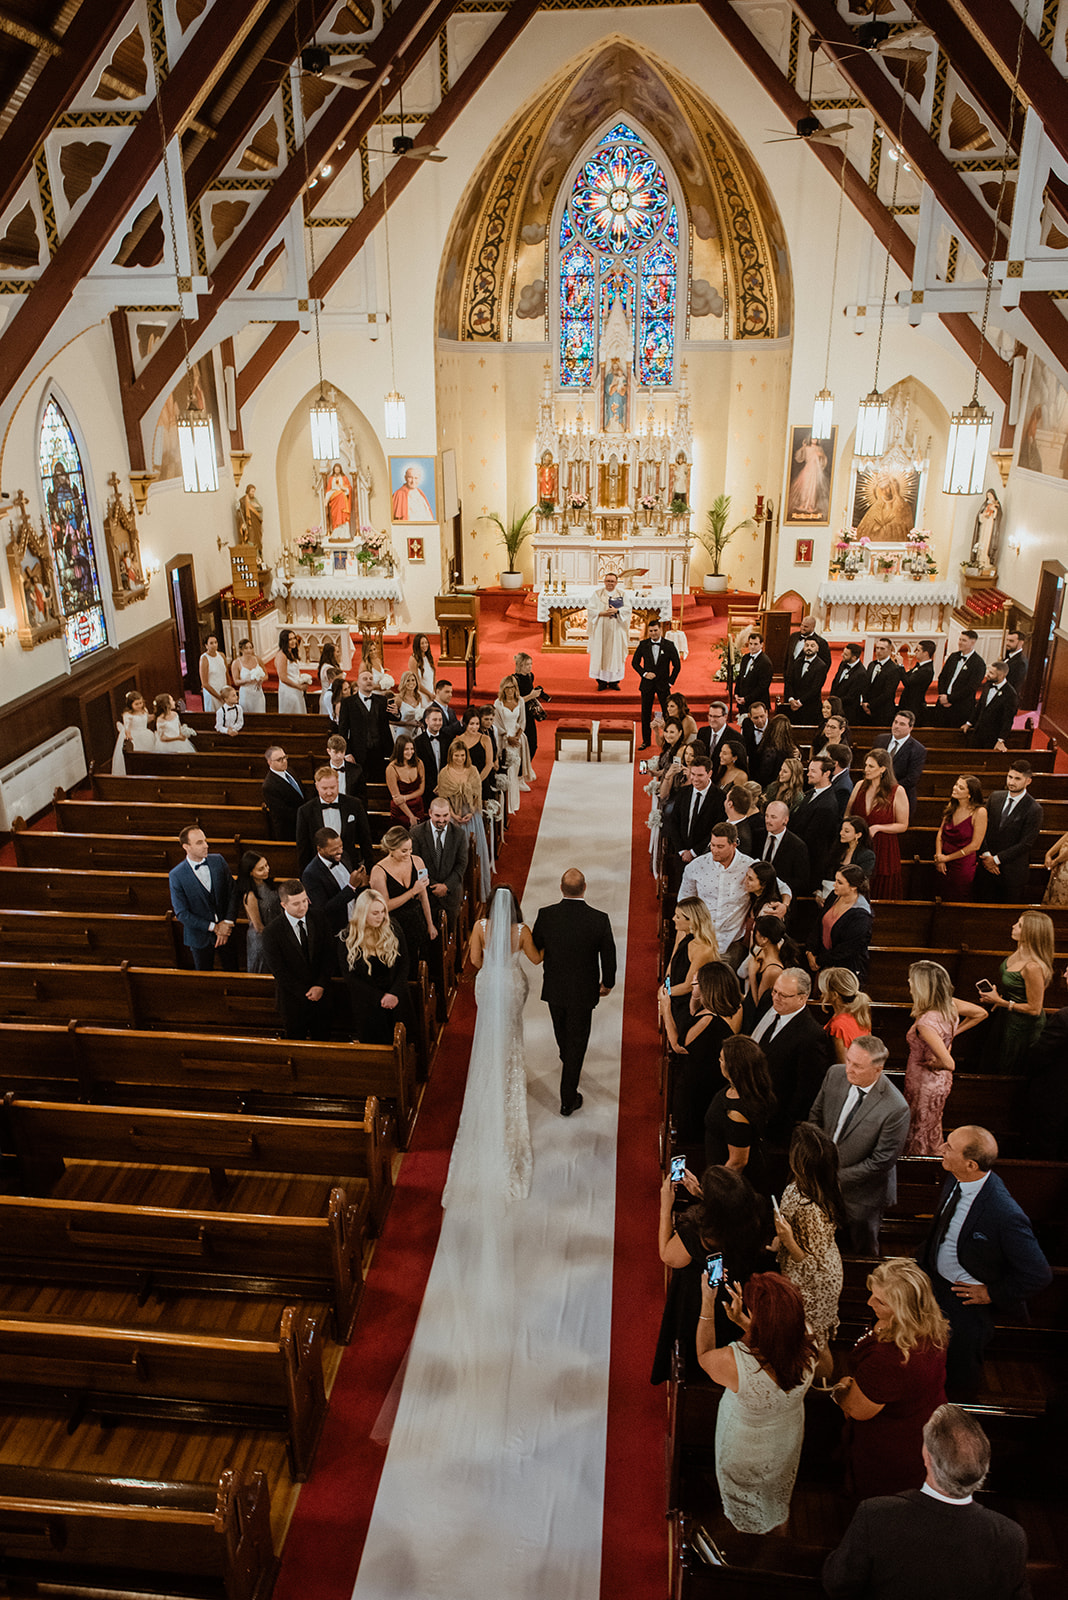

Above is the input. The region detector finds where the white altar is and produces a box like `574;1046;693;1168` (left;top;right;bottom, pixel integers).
531;532;688;593
816;577;959;639
270;571;403;630
537;583;672;649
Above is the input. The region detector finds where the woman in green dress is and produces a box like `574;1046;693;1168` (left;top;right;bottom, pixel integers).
977;909;1054;1073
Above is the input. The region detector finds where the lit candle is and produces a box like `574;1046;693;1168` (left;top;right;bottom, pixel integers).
755;495;765;521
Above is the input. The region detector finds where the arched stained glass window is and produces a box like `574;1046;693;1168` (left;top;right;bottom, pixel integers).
39;398;109;663
558;124;679;388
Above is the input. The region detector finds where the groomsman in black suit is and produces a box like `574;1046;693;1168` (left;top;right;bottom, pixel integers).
860;638;903;724
759;800;810;900
786;614;831;670
962;660;1018;750
532;867;616;1115
695;700;746;781
295;765;375;873
782;637;827;724
1003;629;1029;700
663;750;725;873
338;667;392;780
630;617;681;749
741;702;781;787
733;633;774;715
428;680;463;742
830;643;868;724
873;711;927;815
260;880;334;1039
414;706;450;791
301;829;365;931
897;639;937;723
974;761;1044;902
262;746;306;841
935;630;985;727
790;756;841;892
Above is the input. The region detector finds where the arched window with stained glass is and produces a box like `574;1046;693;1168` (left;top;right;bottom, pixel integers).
557;122;681;389
38;397;109;663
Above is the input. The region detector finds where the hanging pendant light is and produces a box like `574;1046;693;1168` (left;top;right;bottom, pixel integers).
178;405;219;492
294;34;341;464
942;2;1028;494
310;394;340;461
812;154;848;440
855;389;890;459
380;99;406;440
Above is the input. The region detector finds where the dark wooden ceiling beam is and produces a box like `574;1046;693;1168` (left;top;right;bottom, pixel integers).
0;0;134;223
694;0;1011;400
0;0;274;413
951;0;1068;173
236;0;542;405
127;0;460;423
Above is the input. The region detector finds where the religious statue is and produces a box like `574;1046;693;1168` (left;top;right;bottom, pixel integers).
238;483;263;553
537;450;558;508
670;453;690;507
600;296;633;434
603;358;628;434
971;488;1003;569
324;463;353;539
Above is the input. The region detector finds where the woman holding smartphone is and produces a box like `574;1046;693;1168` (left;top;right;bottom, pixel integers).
976;910;1054;1073
369;825;437;965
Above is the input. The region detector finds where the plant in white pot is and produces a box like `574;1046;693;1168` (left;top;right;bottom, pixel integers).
484;506;535;590
698;495;751;593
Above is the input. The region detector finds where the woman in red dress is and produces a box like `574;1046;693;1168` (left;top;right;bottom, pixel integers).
846;748;908;900
832;1257;948;1500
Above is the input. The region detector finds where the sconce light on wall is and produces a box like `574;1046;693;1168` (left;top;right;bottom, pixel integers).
0;607;18;647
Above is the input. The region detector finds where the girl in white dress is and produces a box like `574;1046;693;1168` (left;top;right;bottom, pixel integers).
198;635;228;713
111;690;155;775
274;628;312;714
232;638;267;715
407;633;436;704
492;676;532;814
152;694;196;754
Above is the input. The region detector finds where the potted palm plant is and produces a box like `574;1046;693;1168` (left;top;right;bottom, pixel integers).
697;494;751;593
485;506;536;589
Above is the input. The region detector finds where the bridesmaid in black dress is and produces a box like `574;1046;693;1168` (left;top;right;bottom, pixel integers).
664;896;720;1040
703;1034;775;1191
477;705;502;805
338;888;413;1044
369;826;437;967
513;651;546;765
658;961;743;1147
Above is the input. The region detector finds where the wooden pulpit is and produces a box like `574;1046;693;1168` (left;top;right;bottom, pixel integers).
435;592;480;669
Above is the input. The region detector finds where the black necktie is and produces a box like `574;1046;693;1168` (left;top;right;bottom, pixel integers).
297;918;309;959
838;1088;866;1141
933;1183;962;1248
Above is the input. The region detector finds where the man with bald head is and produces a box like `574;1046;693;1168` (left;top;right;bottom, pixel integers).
917;1124;1051;1396
532;868;616;1116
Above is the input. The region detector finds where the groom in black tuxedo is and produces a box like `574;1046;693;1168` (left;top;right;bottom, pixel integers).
532;868;616;1116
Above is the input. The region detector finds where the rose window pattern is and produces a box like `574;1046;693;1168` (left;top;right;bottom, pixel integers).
39;398;108;663
558;123;679;389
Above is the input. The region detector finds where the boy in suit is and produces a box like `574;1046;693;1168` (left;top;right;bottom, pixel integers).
532;868;616;1115
168;826;238;971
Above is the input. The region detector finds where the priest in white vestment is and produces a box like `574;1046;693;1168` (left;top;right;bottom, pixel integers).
587;572;631;690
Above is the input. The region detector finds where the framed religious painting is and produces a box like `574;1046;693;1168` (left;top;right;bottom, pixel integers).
5;495;62;649
333;550;349;576
406;535;425;563
794;538;814;565
785;426;836;525
389;456;437;524
848;462;921;542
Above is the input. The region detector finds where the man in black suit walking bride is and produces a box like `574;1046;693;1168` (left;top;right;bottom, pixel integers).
532;868;617;1116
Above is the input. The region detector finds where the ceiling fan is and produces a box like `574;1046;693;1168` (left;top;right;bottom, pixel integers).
765;35;852;145
367;80;445;163
855;21;934;66
271;43;378;91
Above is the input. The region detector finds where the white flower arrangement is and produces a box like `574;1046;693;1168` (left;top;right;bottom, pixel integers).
483;799;502;820
646;808;663;830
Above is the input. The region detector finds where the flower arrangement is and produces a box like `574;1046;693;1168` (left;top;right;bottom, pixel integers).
297;527;325;571
876;553;896;574
568;492;588;512
903;529;938;579
538;498;556;516
669;492;689;515
483;799;502;821
639;494;658;513
829;527;870;578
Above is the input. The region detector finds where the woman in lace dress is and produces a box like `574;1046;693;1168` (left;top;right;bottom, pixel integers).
774;1123;845;1350
232;638;267;715
493;677;532;814
698;1272;825;1534
447;885;542;1205
1042;829;1068;907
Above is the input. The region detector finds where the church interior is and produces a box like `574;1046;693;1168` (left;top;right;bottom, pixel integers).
0;1;1066;1596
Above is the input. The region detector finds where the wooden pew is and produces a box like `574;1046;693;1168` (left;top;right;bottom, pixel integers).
14;829;298;878
0;910;180;968
1;1092;392;1323
126;749;320;784
57;798;270;840
0;1019;420;1148
791;722;1046;754
871;900;1068;950
910;794;1068;831
886;1155;1068;1263
94;771;268;807
87;779;392;844
0;1464;277;1600
183;711;334;737
0;1303;327;1480
0;866;174;916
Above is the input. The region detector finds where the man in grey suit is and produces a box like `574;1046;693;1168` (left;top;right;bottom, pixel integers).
410;797;469;929
809;1035;909;1254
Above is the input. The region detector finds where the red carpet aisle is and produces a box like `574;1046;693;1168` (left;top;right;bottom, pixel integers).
272;777;549;1600
598;761;670;1597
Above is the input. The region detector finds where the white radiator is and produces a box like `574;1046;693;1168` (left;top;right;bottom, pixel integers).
0;726;87;830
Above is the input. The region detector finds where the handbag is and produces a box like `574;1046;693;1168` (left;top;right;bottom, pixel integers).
528;699;546;722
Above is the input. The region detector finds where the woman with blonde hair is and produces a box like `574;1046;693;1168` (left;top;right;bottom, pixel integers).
369;826;437;965
764;756;806;811
833;1258;948;1500
818;966;872;1062
391;669;425;731
340;888;413;1045
492;675;532;812
663;896;720;1039
977;909;1055;1073
436;738;492;888
903;960;988;1155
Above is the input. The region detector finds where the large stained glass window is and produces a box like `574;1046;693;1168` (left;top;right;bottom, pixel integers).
39;398;109;663
558;123;679;388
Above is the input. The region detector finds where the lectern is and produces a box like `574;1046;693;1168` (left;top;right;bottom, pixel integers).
435;592;480;668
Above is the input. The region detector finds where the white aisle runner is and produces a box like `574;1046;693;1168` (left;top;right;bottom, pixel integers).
352;761;632;1600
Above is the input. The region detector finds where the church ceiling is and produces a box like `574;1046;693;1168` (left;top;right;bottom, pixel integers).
0;0;1065;448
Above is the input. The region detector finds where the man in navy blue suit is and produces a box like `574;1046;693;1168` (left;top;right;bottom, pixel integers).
873;710;927;816
168;825;239;970
917;1124;1051;1396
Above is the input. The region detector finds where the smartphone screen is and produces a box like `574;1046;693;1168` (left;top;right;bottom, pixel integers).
670;1155;685;1184
705;1252;724;1288
664;976;671;995
771;1194;781;1215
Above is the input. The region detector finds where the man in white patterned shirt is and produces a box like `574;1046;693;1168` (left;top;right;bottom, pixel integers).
678;821;754;964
